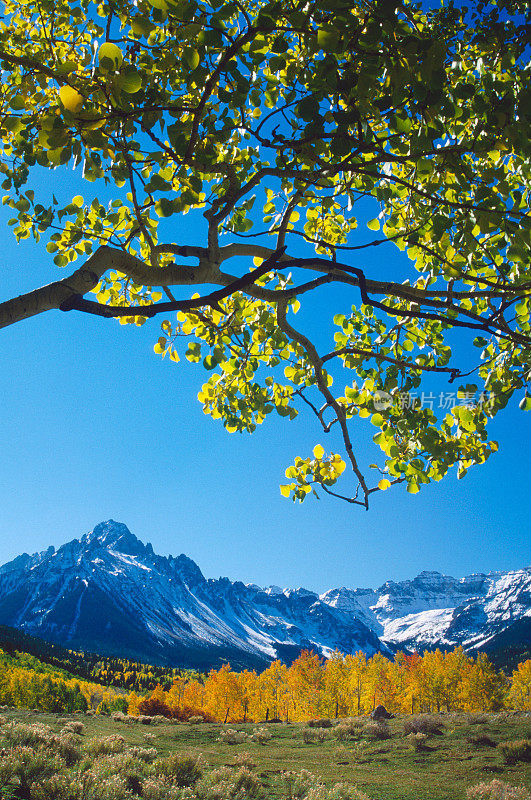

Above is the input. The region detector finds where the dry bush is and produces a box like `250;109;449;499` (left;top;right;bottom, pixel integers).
305;785;371;800
466;779;531;800
230;750;257;771
142;777;185;800
466;713;490;725
277;770;370;800
0;745;63;794
84;733;126;757
468;734;497;748
30;772;82;800
154;752;204;787
497;739;531;764
277;769;319;799
195;765;265;799
217;727;249;744
364;721;391;740
250;726;272;744
3;721;57;748
308;718;333;728
403;715;445;735
302;728;318;744
127;746;158;763
407;732;428;751
61;720;84;734
188;715;204;724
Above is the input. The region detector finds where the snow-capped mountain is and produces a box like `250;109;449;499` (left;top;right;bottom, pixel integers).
0;521;528;669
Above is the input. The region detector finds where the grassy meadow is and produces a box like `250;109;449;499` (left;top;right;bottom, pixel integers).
0;706;529;799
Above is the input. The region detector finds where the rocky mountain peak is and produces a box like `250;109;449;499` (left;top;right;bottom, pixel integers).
82;520;146;556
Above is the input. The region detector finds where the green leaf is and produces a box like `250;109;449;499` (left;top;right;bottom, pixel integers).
183;47;200;70
118;67;142;94
98;42;123;69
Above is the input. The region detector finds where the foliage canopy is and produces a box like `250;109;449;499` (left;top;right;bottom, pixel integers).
0;0;530;507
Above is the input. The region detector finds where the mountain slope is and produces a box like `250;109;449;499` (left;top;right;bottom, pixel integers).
0;521;528;669
0;521;383;669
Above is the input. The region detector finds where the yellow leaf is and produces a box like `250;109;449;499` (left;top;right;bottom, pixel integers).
253;257;263;266
313;444;325;460
280;484;291;497
59;86;83;113
378;478;391;491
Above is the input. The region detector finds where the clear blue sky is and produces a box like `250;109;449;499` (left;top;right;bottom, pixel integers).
1;164;529;596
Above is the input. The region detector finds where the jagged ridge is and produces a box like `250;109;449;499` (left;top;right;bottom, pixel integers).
0;521;528;669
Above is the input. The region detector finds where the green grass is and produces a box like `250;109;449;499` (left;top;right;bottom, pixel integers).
1;708;529;799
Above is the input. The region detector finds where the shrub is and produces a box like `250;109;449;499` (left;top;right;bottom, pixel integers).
403;715;445;735
466;713;490;725
305;785;371;800
276;770;371;800
250;726;272;744
468;734;497;748
85;733;126;757
333;725;350;742
232;751;257;771
363;721;390;740
308;718;333;728
0;745;63;794
302;728;317;744
155;753;204;787
142;777;186;800
334;718;363;741
27;772;81;800
277;769;318;799
3;721;55;747
407;732;428;751
52;732;82;765
218;728;249;744
189;715;204;724
466;779;531;800
498;739;531;764
61;720;84;734
195;765;265;799
127;746;158;763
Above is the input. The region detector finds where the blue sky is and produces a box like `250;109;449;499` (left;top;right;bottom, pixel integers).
1;178;529;595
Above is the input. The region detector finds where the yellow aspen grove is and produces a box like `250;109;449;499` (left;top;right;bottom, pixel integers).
204;663;242;723
259;660;292;722
345;652;368;716
323;650;350;718
460;653;508;711
508;660;531;711
288;651;324;720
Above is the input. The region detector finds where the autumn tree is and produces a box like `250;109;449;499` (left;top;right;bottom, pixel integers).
0;0;529;506
508;659;531;711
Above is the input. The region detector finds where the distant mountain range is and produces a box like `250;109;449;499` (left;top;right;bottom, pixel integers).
0;520;528;670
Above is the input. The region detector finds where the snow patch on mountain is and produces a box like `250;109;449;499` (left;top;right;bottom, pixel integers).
0;520;528;669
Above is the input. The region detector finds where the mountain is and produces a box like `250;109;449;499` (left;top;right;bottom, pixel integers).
0;521;528;670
